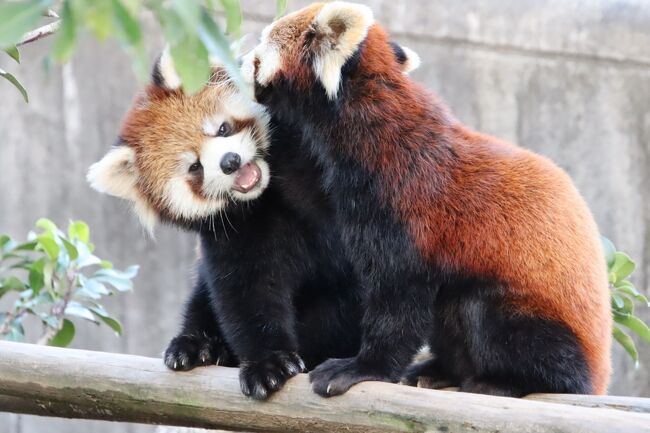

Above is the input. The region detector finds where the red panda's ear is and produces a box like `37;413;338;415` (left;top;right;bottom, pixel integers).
87;144;138;201
152;47;182;90
87;144;159;234
390;41;421;74
311;2;374;99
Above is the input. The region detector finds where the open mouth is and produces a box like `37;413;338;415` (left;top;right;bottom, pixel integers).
232;161;262;193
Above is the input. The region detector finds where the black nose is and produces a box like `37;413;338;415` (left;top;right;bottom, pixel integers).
220;152;241;175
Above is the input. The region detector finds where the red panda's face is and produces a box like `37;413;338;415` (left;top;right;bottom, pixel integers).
242;1;420;101
87;51;271;232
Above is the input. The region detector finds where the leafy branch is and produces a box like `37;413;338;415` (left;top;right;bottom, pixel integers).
603;237;650;365
0;219;138;347
0;0;289;101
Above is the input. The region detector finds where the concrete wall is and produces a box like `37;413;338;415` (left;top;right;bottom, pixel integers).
1;1;649;432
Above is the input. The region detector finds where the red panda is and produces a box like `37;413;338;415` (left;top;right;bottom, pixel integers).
87;50;366;400
243;1;612;397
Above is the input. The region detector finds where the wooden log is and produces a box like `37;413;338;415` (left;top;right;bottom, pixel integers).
0;341;649;433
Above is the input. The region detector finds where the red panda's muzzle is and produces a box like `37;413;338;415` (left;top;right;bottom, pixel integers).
232;161;262;193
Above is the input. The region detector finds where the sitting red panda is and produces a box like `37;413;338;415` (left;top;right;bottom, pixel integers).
243;1;612;397
87;49;366;400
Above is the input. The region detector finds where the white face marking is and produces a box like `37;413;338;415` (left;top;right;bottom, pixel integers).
161;125;270;220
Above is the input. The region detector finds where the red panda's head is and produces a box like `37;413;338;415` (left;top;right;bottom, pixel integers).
87;50;271;232
242;1;419;102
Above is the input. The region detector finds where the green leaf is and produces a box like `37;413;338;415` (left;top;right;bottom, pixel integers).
1;276;26;293
61;238;78;260
89;306;122;335
219;0;242;35
14;240;38;251
52;0;77;63
85;1;114;40
0;234;11;248
157;6;210;94
111;0;141;44
37;234;60;260
4;45;20;63
75;241;101;268
614;314;650;344
612;293;624;309
5;322;25;342
48;318;75;347
92;266;138;291
275;0;287;19
615;283;650;305
77;276;110;299
43;259;55;290
28;258;46;292
111;0;147;78
197;8;245;92
36;217;57;234
0;68;28;102
613;326;639;364
611;251;636;281
0;0;53;48
99;260;113;269
68;220;89;244
65;302;98;323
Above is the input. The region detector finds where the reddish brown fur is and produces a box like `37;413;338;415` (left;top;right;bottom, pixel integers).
356;26;611;394
270;16;611;393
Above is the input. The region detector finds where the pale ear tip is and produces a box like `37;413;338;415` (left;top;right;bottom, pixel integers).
86;163;103;192
401;46;421;73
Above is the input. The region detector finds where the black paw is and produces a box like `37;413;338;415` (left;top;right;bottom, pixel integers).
164;334;235;371
309;357;392;397
239;351;306;400
401;358;455;389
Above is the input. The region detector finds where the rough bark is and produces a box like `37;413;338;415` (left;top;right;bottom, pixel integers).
0;342;649;433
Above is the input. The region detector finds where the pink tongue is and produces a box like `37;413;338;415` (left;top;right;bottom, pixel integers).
233;162;262;193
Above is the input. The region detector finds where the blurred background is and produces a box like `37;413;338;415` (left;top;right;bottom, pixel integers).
1;0;649;432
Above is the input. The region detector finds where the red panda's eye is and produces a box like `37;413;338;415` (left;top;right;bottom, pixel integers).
217;122;231;137
189;161;202;173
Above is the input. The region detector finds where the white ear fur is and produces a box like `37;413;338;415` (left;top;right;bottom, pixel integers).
157;46;182;90
87;146;138;200
400;46;421;74
87;146;159;234
312;2;374;99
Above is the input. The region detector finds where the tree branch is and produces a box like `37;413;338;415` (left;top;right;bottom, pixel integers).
0;342;649;433
17;21;61;47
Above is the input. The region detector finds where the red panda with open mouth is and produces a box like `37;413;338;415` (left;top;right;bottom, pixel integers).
243;1;612;398
88;49;272;233
87;49;366;400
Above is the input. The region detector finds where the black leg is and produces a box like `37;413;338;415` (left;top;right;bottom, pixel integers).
164;269;236;371
203;252;306;400
309;274;433;397
436;287;593;396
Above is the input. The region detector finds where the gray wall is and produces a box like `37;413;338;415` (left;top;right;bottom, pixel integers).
1;1;649;432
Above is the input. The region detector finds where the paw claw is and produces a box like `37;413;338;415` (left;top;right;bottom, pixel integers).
164;334;234;372
310;357;392;397
239;351;305;400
